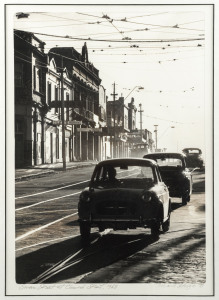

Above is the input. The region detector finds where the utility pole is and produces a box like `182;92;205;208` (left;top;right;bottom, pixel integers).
138;103;144;141
154;125;158;152
60;57;66;171
111;82;118;158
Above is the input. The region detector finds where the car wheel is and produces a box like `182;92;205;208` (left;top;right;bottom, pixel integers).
162;214;170;233
182;195;189;205
151;221;160;237
80;222;91;246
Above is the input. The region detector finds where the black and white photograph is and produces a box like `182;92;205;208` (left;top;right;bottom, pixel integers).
4;2;216;297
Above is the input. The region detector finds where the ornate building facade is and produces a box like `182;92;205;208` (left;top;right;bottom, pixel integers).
14;30;105;167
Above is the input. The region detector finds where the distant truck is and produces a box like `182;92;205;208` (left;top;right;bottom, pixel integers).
130;143;150;158
182;148;204;170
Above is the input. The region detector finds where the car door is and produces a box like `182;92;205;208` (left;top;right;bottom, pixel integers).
155;166;169;220
184;167;193;195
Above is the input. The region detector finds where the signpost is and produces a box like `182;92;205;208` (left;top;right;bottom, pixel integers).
77;128;102;133
67;121;82;125
52;120;82;126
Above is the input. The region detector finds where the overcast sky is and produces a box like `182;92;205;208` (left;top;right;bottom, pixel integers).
12;4;213;154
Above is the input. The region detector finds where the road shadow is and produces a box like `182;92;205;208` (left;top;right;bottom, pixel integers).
66;220;79;226
16;231;158;284
80;224;206;283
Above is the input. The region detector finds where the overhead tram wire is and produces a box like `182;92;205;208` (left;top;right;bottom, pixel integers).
15;33;93;67
75;12;204;32
15;37;204;66
88;44;205;51
102;12;136;49
16;12;204;34
15;33;203;66
15;29;204;65
141;114;185;124
113;19;204;32
125;12;170;19
15;30;204;43
31;12;124;29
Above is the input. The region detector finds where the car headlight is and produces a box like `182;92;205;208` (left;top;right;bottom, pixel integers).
141;192;152;202
79;192;91;203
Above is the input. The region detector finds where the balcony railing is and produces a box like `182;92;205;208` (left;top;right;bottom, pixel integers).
50;100;94;121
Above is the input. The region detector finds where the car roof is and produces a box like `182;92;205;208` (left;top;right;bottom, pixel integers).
182;148;201;150
182;148;202;152
96;157;157;166
144;152;186;159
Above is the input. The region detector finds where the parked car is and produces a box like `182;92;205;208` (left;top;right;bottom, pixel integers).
182;148;204;170
143;152;193;205
78;158;171;245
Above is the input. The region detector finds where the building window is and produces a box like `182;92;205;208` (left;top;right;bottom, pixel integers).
56;132;59;159
15;118;24;133
47;82;51;105
55;86;58;114
66;93;69;121
124;115;128;129
38;69;42;92
15;63;24;87
34;66;42;92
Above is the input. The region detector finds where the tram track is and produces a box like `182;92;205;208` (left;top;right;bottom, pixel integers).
27;224;205;284
29;233;146;284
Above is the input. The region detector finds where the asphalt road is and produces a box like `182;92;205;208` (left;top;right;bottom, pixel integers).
15;167;206;285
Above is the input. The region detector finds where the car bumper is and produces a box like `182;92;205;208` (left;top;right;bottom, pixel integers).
78;216;157;229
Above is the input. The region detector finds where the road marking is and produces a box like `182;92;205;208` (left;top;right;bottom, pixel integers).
15;212;78;241
15;168;139;200
15;179;89;200
15;171;139;211
16;234;80;251
15;169;139;200
15;192;81;211
16;209;77;215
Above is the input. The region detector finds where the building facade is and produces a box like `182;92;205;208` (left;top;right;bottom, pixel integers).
14;30;105;167
15;30;48;167
106;96;130;158
48;44;102;162
14;29;154;167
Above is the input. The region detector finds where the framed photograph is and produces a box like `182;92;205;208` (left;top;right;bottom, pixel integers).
4;2;216;298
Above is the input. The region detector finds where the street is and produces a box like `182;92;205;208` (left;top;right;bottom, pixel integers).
15;167;206;284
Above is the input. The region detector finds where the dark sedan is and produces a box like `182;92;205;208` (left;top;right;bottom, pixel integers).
78;158;171;245
143;152;193;205
182;148;204;170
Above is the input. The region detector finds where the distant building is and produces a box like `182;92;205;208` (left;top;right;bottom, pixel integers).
128;97;137;131
99;85;110;160
126;98;154;156
106;96;130;158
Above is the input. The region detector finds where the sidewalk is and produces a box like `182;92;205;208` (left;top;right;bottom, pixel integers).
15;161;98;182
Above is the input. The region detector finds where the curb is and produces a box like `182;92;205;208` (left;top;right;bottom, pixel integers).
15;162;97;182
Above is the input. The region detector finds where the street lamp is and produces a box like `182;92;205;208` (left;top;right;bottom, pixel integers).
124;86;144;100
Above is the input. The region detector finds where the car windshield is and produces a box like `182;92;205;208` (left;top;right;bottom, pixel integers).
91;163;155;189
187;149;201;154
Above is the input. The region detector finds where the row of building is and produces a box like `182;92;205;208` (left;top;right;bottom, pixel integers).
14;29;154;168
